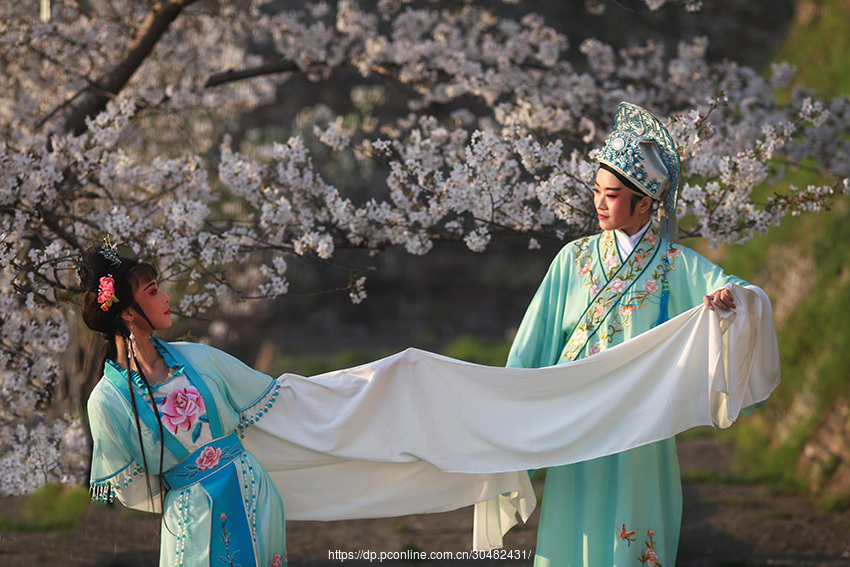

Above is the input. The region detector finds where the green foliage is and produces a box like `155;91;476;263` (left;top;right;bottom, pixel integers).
440;334;512;367
0;483;90;532
271;335;511;380
707;0;850;498
393;522;409;533
272;347;396;377
774;0;850;98
718;195;850;495
818;492;850;512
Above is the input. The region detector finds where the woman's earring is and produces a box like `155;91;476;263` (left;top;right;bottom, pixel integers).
128;325;138;359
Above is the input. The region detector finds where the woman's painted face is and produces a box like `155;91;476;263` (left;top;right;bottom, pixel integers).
593;168;651;235
131;279;172;331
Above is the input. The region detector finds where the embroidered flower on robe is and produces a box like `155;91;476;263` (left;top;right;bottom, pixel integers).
619;304;637;316
196;446;222;471
641;549;660;567
579;263;592;276
616;522;636;545
610;278;626;293
589;341;604;355
160;386;206;434
603;254;619;270
571;328;587;347
639;529;662;566
642;279;660;294
666;247;681;260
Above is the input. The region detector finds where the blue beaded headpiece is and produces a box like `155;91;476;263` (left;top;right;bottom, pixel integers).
100;236;122;267
597;102;681;216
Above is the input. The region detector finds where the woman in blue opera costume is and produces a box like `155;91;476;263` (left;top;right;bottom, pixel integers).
80;244;286;567
507;102;749;566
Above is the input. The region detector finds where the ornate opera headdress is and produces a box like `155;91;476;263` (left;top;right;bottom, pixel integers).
597;103;682;325
596;102;681;218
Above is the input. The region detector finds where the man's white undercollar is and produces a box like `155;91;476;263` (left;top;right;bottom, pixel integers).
614;221;651;259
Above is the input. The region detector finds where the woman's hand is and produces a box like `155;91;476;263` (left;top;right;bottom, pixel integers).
704;287;736;312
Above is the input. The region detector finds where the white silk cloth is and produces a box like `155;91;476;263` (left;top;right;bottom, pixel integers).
243;284;779;549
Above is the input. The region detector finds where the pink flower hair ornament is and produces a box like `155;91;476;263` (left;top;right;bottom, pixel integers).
97;276;120;311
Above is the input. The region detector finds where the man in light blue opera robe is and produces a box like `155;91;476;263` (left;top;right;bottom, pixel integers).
507;102;752;566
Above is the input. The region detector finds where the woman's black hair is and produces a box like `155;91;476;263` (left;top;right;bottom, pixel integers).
78;243;169;523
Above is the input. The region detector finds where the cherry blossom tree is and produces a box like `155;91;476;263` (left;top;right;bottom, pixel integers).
1;0;848;492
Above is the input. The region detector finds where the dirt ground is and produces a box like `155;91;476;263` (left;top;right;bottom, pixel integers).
2;439;850;567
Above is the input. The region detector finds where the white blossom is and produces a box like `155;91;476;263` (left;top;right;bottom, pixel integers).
348;275;367;304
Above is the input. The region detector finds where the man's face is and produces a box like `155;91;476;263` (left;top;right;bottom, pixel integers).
593;168;651;235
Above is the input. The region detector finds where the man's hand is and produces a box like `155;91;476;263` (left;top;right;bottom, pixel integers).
704;287;736;311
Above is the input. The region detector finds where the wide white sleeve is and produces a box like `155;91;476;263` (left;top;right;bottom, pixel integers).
243;284;778;549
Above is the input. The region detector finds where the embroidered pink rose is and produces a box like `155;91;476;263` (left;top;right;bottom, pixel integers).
160;386;206;434
196;446;222;471
609;278;626;293
643;279;660;294
590;284;602;296
579;263;591;276
270;554;283;567
634;253;645;265
603;255;618;269
589;341;603;355
619;305;636;316
595;302;605;316
666;247;681;259
646;232;657;245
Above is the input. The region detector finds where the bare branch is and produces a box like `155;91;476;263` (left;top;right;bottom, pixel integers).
61;0;201;136
205;61;300;88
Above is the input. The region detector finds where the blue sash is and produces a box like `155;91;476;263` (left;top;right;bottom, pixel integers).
164;432;258;567
162;431;244;490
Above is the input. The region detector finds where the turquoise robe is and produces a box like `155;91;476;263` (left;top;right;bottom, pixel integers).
88;338;287;567
508;224;746;567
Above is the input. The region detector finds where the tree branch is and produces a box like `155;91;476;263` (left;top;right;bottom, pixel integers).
61;0;200;136
205;61;300;88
